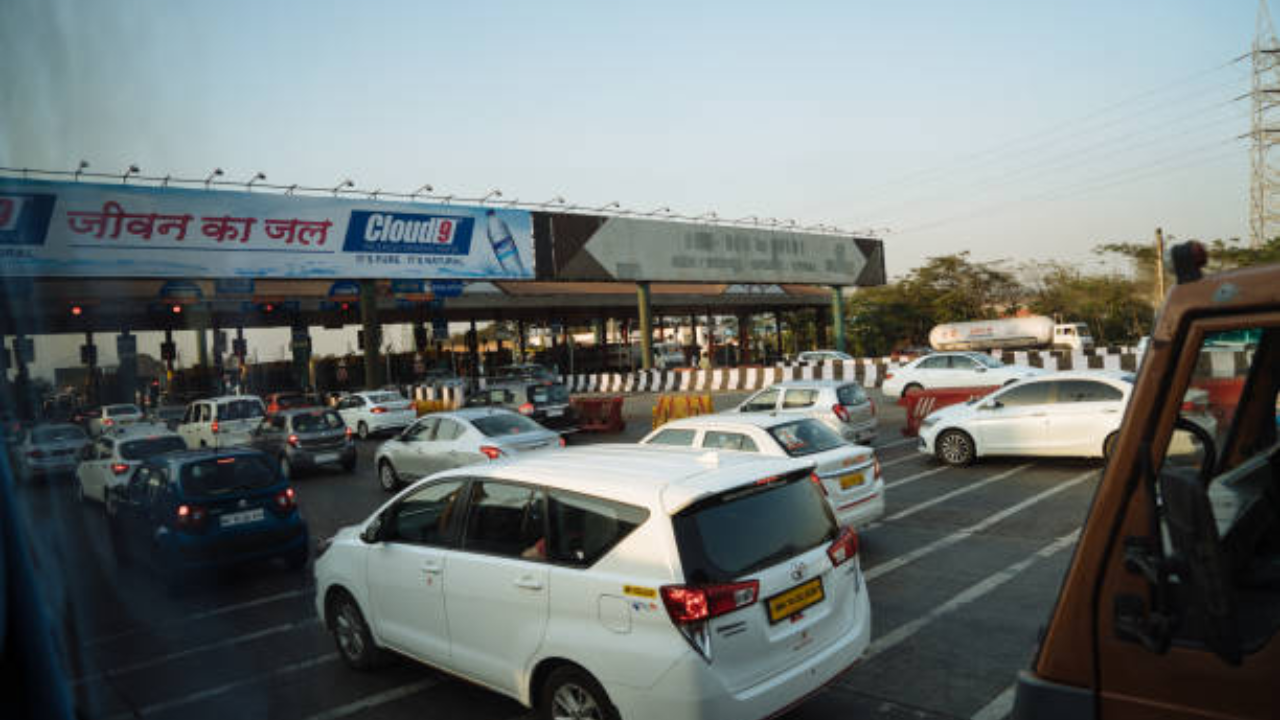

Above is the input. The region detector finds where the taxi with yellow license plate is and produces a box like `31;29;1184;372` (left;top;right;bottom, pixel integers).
640;413;885;528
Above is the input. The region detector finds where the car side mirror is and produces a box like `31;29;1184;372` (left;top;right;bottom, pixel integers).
975;366;987;373
360;515;385;544
1158;465;1241;665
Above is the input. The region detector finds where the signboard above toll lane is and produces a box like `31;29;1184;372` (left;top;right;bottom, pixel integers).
552;216;882;285
0;178;535;281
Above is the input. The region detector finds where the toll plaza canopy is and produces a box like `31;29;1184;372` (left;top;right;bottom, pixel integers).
0;175;885;337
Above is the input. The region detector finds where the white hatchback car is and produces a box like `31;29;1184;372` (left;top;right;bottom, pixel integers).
75;426;187;504
732;380;877;444
88;403;145;436
314;445;870;720
918;371;1134;465
337;390;417;439
640;414;884;528
881;351;1043;399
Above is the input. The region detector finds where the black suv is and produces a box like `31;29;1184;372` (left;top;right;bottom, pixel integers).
465;380;578;433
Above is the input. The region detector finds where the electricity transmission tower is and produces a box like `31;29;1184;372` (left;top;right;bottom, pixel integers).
1250;0;1280;248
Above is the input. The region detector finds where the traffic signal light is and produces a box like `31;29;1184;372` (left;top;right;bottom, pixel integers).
171;304;183;315
413;325;428;351
71;305;84;317
160;341;177;362
80;344;97;365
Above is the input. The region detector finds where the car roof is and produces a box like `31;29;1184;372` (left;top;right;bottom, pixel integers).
192;395;263;404
765;379;852;389
1010;369;1134;384
274;406;330;417
434;444;812;514
655;413;800;431
443;407;522;421
105;424;181;439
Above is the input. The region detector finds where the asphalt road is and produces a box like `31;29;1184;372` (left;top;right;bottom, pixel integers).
14;390;1101;720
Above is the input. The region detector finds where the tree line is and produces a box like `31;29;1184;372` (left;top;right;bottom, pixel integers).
845;237;1280;357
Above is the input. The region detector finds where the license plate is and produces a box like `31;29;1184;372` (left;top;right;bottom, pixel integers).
315;452;339;464
546;407;564;418
839;471;865;490
766;577;824;624
219;508;265;528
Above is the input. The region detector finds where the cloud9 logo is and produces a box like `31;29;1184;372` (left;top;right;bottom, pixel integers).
343;210;475;256
0;193;56;245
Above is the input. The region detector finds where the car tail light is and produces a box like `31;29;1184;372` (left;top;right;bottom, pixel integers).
111;463;130;475
370;406;387;414
828;526;860;567
809;471;828;496
345;426;353;439
517;403;534;416
274;487;297;512
832;403;850;422
873;455;882;480
103;418;115;427
211;420;220;434
558;436;566;448
480;445;503;460
884;372;895;381
660;581;760;661
287;434;300;448
175;503;208;532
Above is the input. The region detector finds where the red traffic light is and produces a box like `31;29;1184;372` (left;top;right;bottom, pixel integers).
263;303;275;313
171;304;183;314
71;305;83;317
340;302;350;311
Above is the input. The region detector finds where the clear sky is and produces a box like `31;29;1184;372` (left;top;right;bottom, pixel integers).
0;0;1263;375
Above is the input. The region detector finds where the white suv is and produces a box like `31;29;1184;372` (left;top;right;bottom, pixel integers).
177;395;266;449
314;445;870;720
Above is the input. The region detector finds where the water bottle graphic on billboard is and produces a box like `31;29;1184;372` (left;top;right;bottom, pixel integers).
485;210;527;275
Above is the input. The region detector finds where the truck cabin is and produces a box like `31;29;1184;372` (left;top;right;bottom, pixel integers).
1052;323;1094;350
1014;246;1280;720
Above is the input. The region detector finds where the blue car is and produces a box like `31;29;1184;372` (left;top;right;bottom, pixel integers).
107;447;309;580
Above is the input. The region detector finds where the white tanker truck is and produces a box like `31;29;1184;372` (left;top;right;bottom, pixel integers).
928;316;1094;352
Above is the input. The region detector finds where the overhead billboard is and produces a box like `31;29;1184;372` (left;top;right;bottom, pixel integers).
0;178;534;280
538;213;885;286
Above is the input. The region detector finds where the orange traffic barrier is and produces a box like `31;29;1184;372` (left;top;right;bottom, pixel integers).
652;393;715;429
898;386;999;437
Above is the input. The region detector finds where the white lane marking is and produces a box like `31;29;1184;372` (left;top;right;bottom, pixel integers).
875;436;918;450
971;683;1018;720
74;618;320;686
881;453;924;469
864;469;1095;582
864;464;1032;531
883;465;950;489
84;587;314;648
857;531;1078;668
103;652;340;720
300;678;441;720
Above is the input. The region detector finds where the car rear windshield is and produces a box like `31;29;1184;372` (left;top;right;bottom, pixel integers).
33;426;86;443
120;436;188;460
473;413;542;436
180;455;278;496
768;419;845;457
106;404;141;415
672;472;836;583
368;392;403;404
529;384;569;404
291;411;344;433
275;394;308;408
837;384;867;405
218;400;264;421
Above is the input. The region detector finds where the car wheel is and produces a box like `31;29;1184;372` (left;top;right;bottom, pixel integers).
902;382;923;398
1103;432;1119;460
279;455;292;480
378;461;400;492
329;592;384;670
936;429;976;467
540;665;618;720
358;422;370;440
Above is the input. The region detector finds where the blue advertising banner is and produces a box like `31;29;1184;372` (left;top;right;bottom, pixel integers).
0;179;535;280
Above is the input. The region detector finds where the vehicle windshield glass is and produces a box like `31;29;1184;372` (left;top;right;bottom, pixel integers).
368;392;403;404
275;394;307;408
672;474;835;583
120;436;188;460
473;413;543;436
105;404;140;415
972;354;1004;368
218;399;264;421
768;419;845;457
837;384;867;405
529;384;569;404
180;455;278;496
32;425;86;443
291;411;344;433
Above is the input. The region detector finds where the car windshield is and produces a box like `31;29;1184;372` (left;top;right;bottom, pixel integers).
529;384;570;404
292;411;345;433
768;419;846;457
179;455;278;496
120;436;188;460
105;404;141;415
472;413;543;436
837;384;867;405
32;425;86;443
218;399;264;421
368;392;403;404
672;473;836;583
972;354;1004;368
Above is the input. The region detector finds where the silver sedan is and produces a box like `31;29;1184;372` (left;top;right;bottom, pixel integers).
373;407;564;491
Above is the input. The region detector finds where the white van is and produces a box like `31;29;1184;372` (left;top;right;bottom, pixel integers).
177;395;266;449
